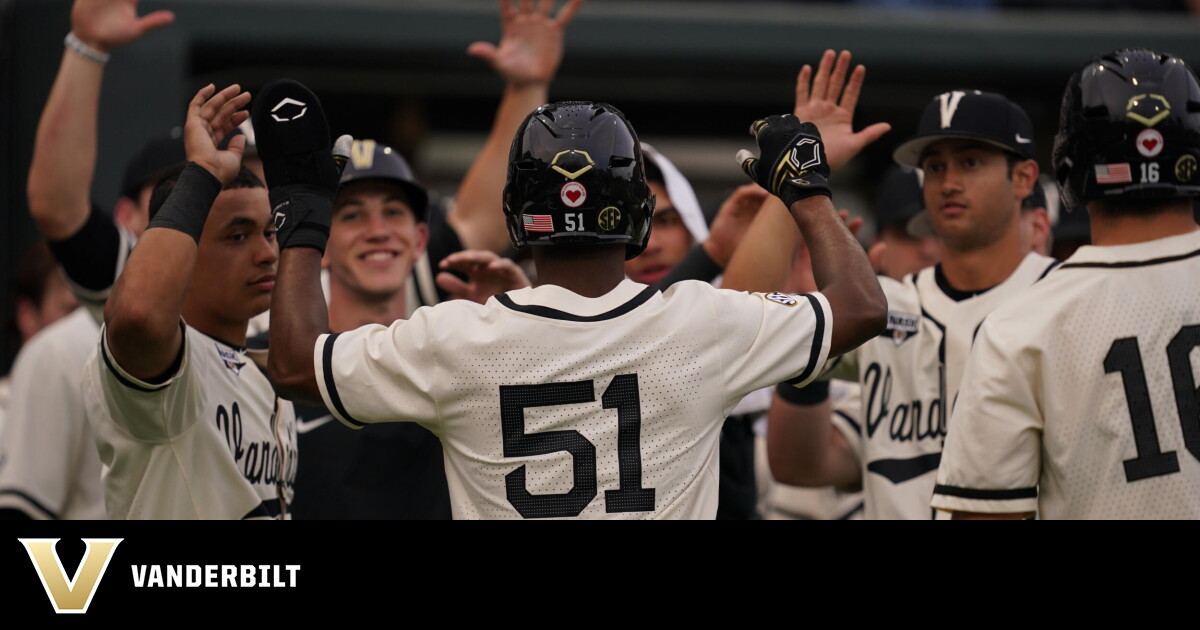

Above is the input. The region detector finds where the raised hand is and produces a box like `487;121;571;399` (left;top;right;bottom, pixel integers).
737;114;832;208
467;0;584;86
70;0;175;53
793;49;891;172
703;184;770;267
437;250;531;304
185;84;250;186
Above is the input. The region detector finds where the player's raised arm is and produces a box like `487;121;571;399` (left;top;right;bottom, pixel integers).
104;84;249;380
254;80;343;407
736;115;886;356
450;0;583;253
26;0;174;240
722;49;887;295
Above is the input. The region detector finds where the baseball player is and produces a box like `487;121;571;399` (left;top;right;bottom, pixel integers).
287;140;473;519
82;83;297;520
933;49;1200;519
761;165;939;520
753;53;1057;518
261;76;885;519
26;0;176;320
0;307;105;520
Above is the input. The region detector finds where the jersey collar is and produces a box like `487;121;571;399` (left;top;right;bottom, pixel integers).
1060;229;1200;268
495;279;659;322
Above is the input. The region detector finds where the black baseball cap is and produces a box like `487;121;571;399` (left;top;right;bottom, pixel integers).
874;165;926;232
338;139;429;221
120;130;186;200
893;90;1037;168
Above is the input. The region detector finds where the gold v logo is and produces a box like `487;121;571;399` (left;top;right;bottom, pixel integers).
350;139;377;170
20;538;122;614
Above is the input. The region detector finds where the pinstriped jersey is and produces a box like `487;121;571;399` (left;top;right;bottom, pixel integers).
83;324;298;520
934;230;1200;519
825;253;1058;519
315;279;833;520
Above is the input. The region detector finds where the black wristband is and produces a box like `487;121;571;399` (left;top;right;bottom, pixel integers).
270;185;333;254
779;172;833;208
776;379;831;406
145;162;222;244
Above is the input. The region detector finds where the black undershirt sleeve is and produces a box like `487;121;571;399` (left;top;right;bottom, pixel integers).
775;380;831;407
653;244;722;290
47;204;123;293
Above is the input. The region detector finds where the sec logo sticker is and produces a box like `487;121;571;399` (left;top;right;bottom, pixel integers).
561;182;587;208
764;292;798;307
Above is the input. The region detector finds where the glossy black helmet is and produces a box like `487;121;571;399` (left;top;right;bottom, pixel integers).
1053;49;1200;210
503;101;655;260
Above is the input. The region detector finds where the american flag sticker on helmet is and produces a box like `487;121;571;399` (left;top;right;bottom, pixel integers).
523;214;554;232
1094;163;1133;185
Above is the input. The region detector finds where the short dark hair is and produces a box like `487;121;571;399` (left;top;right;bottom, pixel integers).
148;165;264;221
1091;196;1193;219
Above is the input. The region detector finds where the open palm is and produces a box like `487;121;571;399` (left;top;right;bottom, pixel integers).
70;0;174;52
468;0;583;86
793;50;891;172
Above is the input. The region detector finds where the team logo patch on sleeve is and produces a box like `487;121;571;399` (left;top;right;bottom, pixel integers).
882;311;920;347
763;292;799;307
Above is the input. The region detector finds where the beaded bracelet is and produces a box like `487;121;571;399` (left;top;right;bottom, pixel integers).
64;32;110;64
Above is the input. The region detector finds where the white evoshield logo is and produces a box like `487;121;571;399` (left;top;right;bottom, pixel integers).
788;138;823;171
270;97;308;122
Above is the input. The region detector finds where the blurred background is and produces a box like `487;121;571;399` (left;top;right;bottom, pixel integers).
2;0;1199;371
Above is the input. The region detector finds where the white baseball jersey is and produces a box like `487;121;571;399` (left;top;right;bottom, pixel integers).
316;279;833;520
933;230;1200;519
83;323;297;519
0;308;106;519
825;253;1058;519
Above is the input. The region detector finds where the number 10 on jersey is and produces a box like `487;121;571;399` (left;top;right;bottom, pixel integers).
500;374;656;518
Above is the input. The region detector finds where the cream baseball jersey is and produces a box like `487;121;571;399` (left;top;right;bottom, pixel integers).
825;253;1058;519
933;231;1200;519
0;308;106;519
316;279;833;520
84;324;297;520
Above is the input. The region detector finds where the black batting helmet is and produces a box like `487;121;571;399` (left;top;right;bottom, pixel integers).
1053;49;1200;210
339;139;429;221
503;101;655;260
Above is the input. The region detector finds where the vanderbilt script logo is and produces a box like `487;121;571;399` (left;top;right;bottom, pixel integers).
20;538;123;614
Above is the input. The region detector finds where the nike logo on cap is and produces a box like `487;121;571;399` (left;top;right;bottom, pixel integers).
1015;134;1033;144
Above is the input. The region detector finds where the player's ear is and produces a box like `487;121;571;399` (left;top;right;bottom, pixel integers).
867;241;887;275
1013;159;1039;201
415;223;430;256
113;196;138;233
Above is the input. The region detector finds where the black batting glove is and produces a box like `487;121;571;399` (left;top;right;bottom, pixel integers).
251;79;342;253
736;115;832;208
